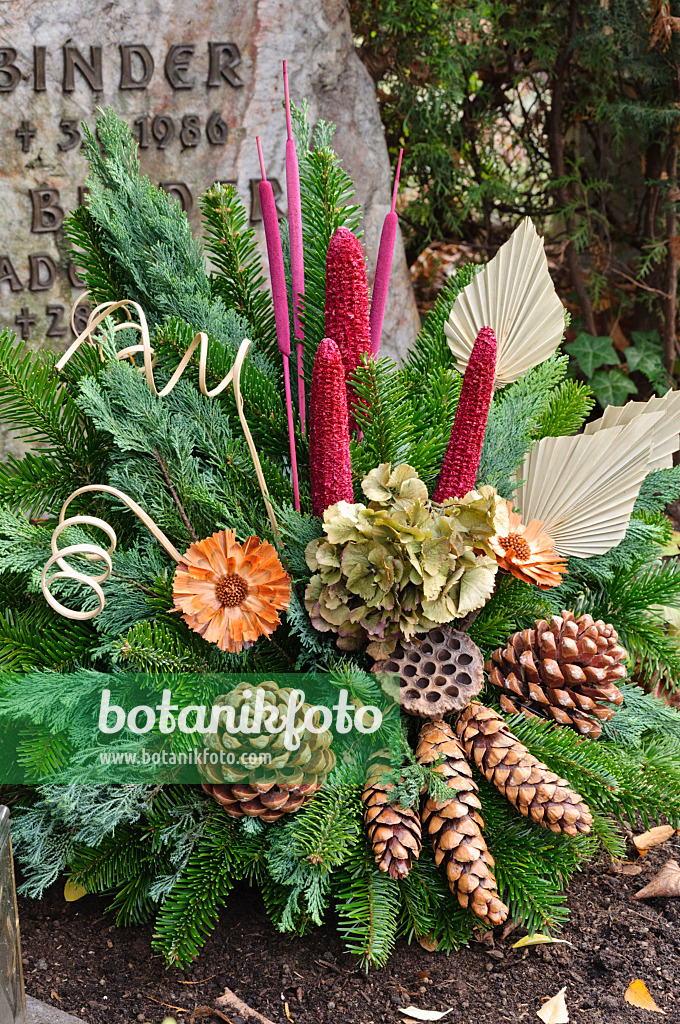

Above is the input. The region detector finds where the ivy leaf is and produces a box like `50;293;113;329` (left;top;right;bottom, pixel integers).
589;368;638;407
626;331;671;395
567;332;618;378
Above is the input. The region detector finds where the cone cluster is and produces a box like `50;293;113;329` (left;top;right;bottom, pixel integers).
361;753;422;880
455;702;593;836
417;720;509;926
488;611;627;737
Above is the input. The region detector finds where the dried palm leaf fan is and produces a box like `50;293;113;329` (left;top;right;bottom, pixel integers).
513;401;680;557
583;388;680;471
445;218;566;387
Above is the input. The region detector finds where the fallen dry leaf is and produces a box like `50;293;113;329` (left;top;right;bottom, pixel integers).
624;979;665;1013
633;825;675;855
536;987;569;1023
634;859;680;900
512;933;571;950
401;1008;453;1021
63;878;87;902
417;934;439;952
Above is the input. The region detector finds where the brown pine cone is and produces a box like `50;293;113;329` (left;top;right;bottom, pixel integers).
200;680;334;822
362;753;422;880
201;780;322;822
455;702;593;836
487;611;627;738
416;720;508;926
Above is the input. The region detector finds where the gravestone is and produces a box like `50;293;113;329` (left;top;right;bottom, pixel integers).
0;0;419;452
0;807;25;1023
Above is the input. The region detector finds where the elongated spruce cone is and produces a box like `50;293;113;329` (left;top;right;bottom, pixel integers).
488;611;626;738
417;720;508;926
362;754;422;879
455;702;593;836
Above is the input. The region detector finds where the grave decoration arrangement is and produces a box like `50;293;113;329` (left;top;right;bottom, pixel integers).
0;87;680;969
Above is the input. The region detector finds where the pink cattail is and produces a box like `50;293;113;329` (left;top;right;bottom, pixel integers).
310;337;354;517
433;327;497;502
325;226;371;430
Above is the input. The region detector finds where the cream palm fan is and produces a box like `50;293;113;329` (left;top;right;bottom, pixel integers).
445;218;566;386
514;410;677;558
583;389;680;472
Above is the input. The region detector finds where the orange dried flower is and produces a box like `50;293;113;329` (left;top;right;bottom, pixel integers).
172;529;291;653
489;506;566;590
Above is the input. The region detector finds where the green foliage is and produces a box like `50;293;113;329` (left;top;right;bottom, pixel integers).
152;818;243;964
335;846;401;969
200;185;276;348
535;379;595;440
588;368;638;408
0;332;107;514
350;0;680;376
298;111;362;374
626;332;672;395
567;333;618;378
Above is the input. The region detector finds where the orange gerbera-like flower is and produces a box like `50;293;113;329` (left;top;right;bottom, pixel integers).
172;529;291;653
489;506;567;590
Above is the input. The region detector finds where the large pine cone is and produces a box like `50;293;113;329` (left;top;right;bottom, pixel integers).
362;752;422;880
456;702;593;837
417;720;508;926
487;611;627;738
200;680;335;822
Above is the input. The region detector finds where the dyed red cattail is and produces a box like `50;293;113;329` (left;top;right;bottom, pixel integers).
325;226;371;430
310;337;354;517
433;327;497;502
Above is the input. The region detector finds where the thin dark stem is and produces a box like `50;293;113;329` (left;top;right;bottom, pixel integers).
152;447;198;542
663;141;679;373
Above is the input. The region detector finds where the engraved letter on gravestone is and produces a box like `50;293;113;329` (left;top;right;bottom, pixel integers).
0;807;25;1024
0;0;419;460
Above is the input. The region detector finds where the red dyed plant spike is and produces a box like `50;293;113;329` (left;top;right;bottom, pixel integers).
433;326;497;502
325;226;371;430
310;337;354;517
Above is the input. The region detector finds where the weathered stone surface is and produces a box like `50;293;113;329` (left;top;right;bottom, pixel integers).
0;0;418;455
26;997;82;1024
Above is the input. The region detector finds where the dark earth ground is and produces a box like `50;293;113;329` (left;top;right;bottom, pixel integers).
17;832;680;1024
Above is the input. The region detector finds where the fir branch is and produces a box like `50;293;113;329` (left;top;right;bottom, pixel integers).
535;378;595;439
334;845;401;969
200;185;276;347
299;132;362;374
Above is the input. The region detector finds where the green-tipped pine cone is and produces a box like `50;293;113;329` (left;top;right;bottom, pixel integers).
455;702;593;836
488;611;626;738
200;680;335;822
417;719;508;926
362;752;422;880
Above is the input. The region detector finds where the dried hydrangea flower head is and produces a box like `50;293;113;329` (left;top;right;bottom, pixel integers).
305;463;506;658
172;529;291;653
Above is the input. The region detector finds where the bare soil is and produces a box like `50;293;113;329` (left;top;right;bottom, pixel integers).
17;832;680;1024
